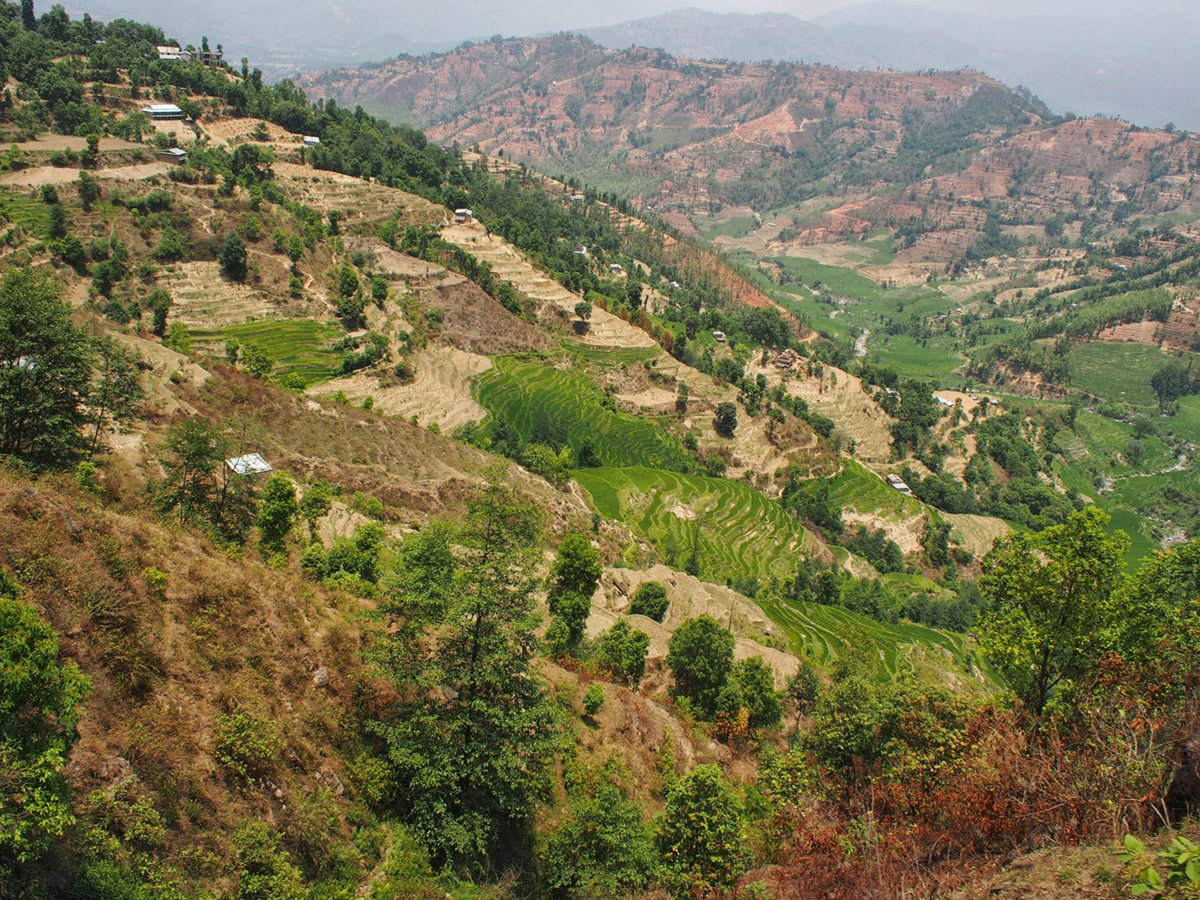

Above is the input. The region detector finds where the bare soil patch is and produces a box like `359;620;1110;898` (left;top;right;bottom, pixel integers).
588;564;799;690
13;135;142;152
413;276;556;355
0;162;170;188
440;223;658;351
273;162;445;228
309;345;491;431
156;261;279;327
750;359;894;463
944;512;1010;559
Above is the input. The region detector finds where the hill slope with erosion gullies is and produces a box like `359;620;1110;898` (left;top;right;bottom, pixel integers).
300;36;1200;261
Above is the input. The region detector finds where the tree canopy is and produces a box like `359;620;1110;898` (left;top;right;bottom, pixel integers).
0;270;91;465
0;570;91;867
370;481;561;871
976;506;1129;717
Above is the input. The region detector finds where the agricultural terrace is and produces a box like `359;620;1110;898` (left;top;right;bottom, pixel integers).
473;356;690;470
575;466;821;585
189;319;347;386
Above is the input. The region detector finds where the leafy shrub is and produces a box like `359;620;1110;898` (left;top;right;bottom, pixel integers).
583;683;605;716
629;581;669;622
594;618;650;686
214;710;282;782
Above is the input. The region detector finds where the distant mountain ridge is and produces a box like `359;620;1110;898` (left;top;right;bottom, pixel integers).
577;5;1200;131
300;35;1200;262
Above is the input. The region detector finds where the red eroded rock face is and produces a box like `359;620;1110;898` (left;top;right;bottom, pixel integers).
301;37;1200;262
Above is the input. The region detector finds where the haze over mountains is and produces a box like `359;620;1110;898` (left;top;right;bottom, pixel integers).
581;5;1200;131
69;0;1200;130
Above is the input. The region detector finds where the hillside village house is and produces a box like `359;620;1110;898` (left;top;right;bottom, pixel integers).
303;136;321;147
142;103;184;120
156;45;191;61
453;208;473;223
156;147;187;164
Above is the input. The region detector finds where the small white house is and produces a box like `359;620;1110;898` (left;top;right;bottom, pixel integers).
712;330;726;343
669;281;680;289
303;135;321;147
142;103;184;120
453;208;473;223
609;263;624;273
156;147;187;164
574;244;588;256
156;45;192;61
570;193;585;201
885;473;912;495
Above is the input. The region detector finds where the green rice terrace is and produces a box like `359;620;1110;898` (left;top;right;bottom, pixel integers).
756;595;992;688
575;466;822;584
474;356;691;469
189;319;348;386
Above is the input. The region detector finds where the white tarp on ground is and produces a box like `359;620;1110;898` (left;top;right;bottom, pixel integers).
225;453;272;475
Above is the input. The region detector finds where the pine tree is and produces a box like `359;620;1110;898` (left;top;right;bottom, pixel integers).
369;479;560;871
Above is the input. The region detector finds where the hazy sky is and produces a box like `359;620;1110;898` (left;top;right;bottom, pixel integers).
71;0;1198;50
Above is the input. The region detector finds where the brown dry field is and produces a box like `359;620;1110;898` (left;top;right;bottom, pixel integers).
309;345;491;431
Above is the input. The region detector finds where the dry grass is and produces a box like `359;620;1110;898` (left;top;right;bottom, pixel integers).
0;466;366;890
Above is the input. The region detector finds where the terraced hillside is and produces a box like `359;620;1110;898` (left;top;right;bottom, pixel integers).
756;595;991;689
575;466;823;585
190;319;347;385
474;357;691;470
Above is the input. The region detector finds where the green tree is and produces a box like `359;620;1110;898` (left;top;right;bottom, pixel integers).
656;764;749;898
594;618;650;686
574;300;592;322
76;170;98;210
220;230;248;281
0;270;91;464
157;417;255;542
87;336;143;457
371;276;388;305
547;532;601;646
540;782;657;899
629;581;669;622
714;402;738;437
257;474;299;554
976;507;1129;718
230;820;305;900
45;202;66;239
718;656;782;730
370;480;561;871
299;481;333;540
0;571;91;869
583;683;605;716
242;343;272;379
666;615;734;718
146;288;172;337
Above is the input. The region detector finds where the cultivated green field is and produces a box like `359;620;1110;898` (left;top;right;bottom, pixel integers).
1067;341;1197;411
828;459;929;519
189;319;347;385
757;595;991;688
474;357;690;470
0;188;49;235
575;466;821;584
563;343;660;367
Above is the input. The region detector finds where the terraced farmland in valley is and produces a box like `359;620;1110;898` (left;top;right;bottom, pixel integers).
474;357;690;470
828;459;929;519
575;466;821;584
190;319;347;385
757;595;991;688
